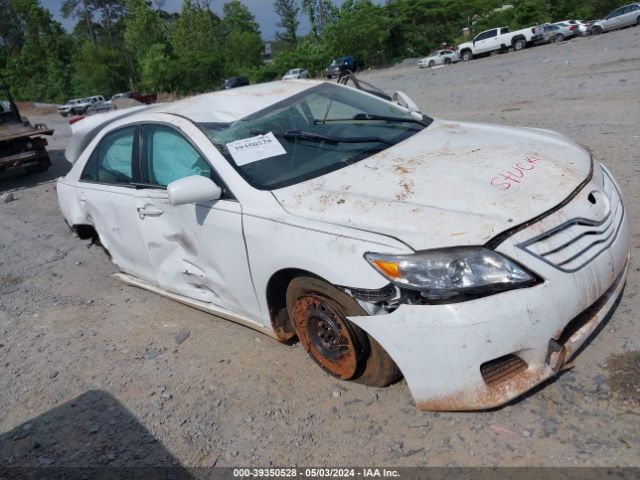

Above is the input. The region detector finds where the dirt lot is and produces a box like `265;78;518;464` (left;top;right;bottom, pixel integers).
1;27;639;469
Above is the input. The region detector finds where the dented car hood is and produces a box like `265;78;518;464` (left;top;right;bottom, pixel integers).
272;119;591;250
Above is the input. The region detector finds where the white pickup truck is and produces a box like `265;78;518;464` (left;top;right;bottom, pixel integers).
58;95;110;116
457;26;543;61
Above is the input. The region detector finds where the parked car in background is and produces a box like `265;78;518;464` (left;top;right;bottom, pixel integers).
283;68;309;80
58;98;83;117
590;3;640;34
538;22;579;43
556;19;588;34
553;22;581;39
57;79;630;411
221;76;250;89
418;49;460;68
325;56;358;78
108;91;158;106
457;25;543;61
64;96;109;116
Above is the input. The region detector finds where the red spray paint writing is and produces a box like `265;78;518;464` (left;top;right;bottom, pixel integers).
491;156;544;190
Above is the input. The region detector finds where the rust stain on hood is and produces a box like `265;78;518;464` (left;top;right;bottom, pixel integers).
272;120;592;250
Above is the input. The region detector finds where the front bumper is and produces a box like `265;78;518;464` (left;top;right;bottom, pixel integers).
349;164;631;410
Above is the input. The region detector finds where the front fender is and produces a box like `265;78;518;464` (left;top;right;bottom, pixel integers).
243;213;412;326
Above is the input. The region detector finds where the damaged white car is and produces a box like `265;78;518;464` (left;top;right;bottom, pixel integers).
57;80;630;411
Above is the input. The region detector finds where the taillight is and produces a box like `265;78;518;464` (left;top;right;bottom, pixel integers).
570;25;575;31
532;27;536;33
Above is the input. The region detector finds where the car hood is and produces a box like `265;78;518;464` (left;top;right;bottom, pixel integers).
271;120;591;250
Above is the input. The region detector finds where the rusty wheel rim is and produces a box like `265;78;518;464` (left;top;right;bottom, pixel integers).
292;294;359;379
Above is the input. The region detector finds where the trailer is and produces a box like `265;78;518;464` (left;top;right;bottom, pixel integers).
0;81;54;177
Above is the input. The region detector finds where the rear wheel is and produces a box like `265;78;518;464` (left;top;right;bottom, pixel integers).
286;276;401;387
428;60;435;68
444;57;452;65
555;33;565;42
513;38;526;51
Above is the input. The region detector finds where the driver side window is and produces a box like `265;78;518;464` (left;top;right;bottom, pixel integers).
81;127;135;185
141;125;212;187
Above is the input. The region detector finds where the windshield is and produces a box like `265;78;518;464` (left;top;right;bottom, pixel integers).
199;83;431;190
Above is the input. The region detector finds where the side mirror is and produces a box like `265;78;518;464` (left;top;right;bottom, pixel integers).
167;175;222;206
392;91;420;113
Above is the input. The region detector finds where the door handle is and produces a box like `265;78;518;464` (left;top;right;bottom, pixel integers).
137;206;164;219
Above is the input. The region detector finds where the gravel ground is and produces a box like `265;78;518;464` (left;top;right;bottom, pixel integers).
1;27;639;469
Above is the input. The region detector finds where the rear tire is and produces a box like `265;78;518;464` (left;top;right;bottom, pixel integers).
444;57;452;65
286;276;401;387
513;38;526;51
428;60;435;68
555;33;565;42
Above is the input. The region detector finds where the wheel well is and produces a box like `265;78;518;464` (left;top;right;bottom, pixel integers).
73;224;98;240
266;268;321;342
512;36;525;44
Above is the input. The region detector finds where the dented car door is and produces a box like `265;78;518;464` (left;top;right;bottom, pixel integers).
134;123;258;317
77;125;156;281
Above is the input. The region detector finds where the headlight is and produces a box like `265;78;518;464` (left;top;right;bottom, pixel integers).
365;247;535;299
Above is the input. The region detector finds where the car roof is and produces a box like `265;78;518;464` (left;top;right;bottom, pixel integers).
156;80;321;123
65;80;325;163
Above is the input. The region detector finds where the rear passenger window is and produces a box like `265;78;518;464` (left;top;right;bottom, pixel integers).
81;127;135;185
141;125;212;187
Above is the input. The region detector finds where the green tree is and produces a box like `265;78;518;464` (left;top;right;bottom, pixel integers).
61;0;97;42
274;0;299;44
221;0;260;35
170;0;224;93
325;0;391;66
71;40;130;95
302;0;336;38
1;0;73;102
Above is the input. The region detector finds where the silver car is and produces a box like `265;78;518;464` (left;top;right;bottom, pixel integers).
417;49;459;68
590;3;640;34
282;68;309;80
557;19;588;34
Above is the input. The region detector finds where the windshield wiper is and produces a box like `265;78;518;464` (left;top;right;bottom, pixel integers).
315;112;428;127
251;130;393;145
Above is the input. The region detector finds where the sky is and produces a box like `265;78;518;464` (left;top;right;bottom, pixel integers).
40;0;385;41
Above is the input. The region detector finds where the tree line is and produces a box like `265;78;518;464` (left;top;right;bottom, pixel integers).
0;0;624;103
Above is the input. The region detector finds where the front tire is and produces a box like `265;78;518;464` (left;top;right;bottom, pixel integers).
428;60;435;68
286;276;400;387
592;26;603;35
461;50;473;62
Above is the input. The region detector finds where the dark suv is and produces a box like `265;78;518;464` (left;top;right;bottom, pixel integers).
325;56;358;79
221;76;250;89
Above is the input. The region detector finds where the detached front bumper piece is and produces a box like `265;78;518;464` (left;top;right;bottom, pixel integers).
349;164;630;411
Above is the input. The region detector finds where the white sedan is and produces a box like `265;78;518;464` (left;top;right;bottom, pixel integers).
282;68;309;80
57;80;630;411
417;49;460;68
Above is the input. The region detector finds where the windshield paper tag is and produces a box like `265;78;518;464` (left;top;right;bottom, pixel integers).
226;132;286;166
